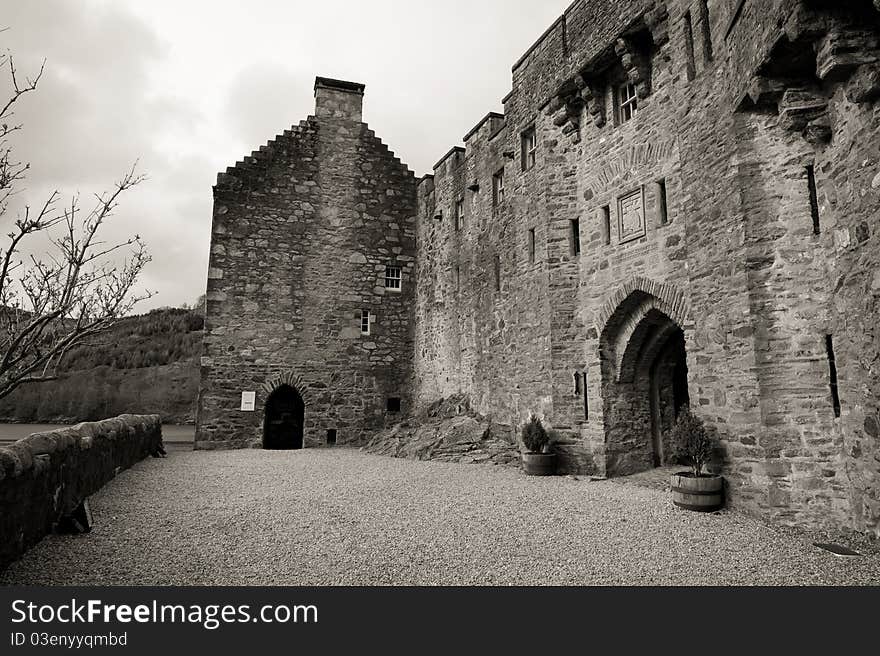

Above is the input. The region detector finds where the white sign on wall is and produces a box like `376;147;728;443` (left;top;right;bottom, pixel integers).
240;391;256;412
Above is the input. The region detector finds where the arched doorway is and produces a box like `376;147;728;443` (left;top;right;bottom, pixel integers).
600;288;690;477
263;385;305;450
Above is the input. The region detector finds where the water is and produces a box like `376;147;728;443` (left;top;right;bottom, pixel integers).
0;423;195;449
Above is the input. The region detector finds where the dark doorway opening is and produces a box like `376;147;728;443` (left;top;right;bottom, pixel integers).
326;429;337;446
263;385;305;450
600;291;690;477
649;330;690;467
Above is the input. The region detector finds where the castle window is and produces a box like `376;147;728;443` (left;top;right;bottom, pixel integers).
574;372;581;395
826;335;841;418
616;82;638;124
806;164;821;235
455;199;465;231
570;219;581;256
656;179;669;226
493;255;501;292
582;372;589;421
493;169;505;206
455;265;461;291
360;310;372;336
385;265;402;291
521;126;537;171
528;228;536;263
387;397;402;413
601;205;612;245
684;11;697;81
326;429;338;446
699;0;713;62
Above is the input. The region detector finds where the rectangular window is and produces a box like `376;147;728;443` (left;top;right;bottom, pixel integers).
455;199;464;231
617;82;638;124
807;164;821;235
699;0;713;62
570;218;581;256
360;310;371;336
326;429;338;446
385;265;402;291
493;169;505;206
684;11;697;81
657;179;669;226
493;255;501;292
826;335;841;418
583;372;589;421
521;126;537;171
528;228;536;263
455;265;461;291
387;397;401;413
602;205;612;245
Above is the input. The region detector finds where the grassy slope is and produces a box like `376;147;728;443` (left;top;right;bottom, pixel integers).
0;307;202;424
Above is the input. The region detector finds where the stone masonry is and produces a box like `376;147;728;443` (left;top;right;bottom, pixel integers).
199;1;880;537
197;78;417;449
415;0;880;537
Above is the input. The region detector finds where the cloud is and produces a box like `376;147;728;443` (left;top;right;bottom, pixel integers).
0;0;574;312
1;0;209;309
223;63;313;153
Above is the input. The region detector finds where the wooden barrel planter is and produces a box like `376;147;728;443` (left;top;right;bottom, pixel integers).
671;473;724;512
522;453;557;476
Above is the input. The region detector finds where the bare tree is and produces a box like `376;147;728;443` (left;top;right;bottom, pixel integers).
0;47;152;399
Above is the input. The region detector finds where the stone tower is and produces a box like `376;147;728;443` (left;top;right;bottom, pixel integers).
196;77;417;449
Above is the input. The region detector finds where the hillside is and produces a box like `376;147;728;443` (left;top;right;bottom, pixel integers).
0;307;203;424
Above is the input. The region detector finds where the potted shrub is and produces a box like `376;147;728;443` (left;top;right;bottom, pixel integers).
520;414;556;476
669;407;724;512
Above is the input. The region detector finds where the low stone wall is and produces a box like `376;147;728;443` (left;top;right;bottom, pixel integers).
0;415;163;570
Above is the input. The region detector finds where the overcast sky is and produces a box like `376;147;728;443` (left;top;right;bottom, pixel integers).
2;0;570;311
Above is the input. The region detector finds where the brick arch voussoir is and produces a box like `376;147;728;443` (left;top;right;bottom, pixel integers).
596;277;689;383
596;276;688;338
261;372;311;404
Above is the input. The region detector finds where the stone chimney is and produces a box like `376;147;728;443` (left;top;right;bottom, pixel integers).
314;76;365;122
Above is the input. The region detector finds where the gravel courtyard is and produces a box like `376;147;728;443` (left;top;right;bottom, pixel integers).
3;449;879;586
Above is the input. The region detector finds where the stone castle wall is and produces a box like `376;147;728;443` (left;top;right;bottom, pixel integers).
197;79;417;449
198;0;880;536
415;0;880;535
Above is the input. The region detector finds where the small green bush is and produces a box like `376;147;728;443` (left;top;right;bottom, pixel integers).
521;414;551;454
669;406;717;477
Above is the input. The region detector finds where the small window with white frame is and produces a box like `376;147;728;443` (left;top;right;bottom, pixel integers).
493;169;505;206
521;126;537;171
455;199;464;231
360;310;372;335
616;82;638;124
385;265;402;291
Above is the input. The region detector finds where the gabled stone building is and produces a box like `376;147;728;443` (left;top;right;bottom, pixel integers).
197;78;417;450
199;0;880;536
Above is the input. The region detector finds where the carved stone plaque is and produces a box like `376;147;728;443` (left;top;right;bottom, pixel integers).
617;187;646;244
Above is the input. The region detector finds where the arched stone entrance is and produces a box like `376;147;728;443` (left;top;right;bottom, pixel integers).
263;384;305;450
598;280;690;477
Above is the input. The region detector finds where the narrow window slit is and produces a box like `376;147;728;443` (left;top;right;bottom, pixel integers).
807;165;821;235
657;179;669;226
601;205;611;245
583;372;590;421
699;0;713;62
825;335;841;418
684;11;696;81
